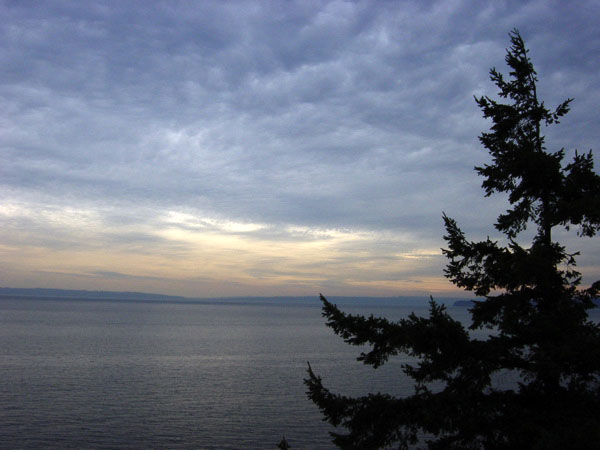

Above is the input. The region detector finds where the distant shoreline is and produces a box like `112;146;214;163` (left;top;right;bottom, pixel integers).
0;287;473;306
0;287;185;301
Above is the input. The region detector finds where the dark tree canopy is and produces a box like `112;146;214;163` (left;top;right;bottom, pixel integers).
305;29;600;450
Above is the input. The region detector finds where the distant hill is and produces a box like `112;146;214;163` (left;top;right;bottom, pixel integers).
453;298;599;307
453;300;476;307
10;288;568;309
0;288;473;306
0;287;185;301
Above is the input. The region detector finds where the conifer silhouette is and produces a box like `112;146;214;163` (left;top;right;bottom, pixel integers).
305;30;600;450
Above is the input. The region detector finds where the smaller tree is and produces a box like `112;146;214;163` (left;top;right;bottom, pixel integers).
277;436;291;449
305;29;600;449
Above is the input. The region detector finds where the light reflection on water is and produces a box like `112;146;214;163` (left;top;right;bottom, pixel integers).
1;297;597;449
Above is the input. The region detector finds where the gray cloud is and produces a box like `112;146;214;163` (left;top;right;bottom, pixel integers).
1;0;599;295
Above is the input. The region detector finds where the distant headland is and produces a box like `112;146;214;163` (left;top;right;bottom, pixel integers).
0;287;185;302
0;287;476;306
453;300;475;307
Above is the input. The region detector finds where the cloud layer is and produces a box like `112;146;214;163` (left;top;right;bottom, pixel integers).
1;1;599;296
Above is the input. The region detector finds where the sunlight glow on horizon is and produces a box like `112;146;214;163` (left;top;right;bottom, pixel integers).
0;201;463;297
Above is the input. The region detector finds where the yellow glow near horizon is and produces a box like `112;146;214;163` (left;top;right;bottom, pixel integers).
11;201;599;298
0;203;475;297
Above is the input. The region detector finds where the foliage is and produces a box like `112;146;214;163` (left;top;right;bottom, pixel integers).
277;436;291;449
305;29;600;449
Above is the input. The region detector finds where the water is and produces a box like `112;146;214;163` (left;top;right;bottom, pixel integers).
3;296;595;449
0;296;431;449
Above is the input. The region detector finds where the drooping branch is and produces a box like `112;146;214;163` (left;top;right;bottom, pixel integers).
320;294;470;372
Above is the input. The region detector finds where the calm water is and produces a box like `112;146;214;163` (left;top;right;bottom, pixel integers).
1;296;435;449
3;296;593;449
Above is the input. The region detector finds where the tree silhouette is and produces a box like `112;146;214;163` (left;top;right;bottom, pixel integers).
277;436;291;449
305;29;600;450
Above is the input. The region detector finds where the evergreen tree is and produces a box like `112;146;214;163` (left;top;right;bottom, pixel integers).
277;436;291;449
305;29;600;450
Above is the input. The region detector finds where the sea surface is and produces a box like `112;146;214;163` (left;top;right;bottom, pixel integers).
1;296;596;449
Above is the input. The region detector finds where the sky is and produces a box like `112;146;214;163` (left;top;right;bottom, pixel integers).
1;0;599;298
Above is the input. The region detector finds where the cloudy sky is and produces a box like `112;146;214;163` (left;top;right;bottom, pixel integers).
1;0;599;298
